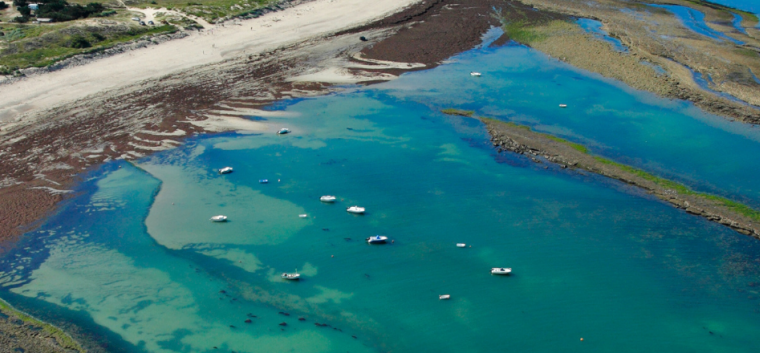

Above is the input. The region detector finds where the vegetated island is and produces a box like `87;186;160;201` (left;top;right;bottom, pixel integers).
441;109;760;239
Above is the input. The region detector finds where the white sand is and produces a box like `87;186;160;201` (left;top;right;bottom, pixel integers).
0;0;419;125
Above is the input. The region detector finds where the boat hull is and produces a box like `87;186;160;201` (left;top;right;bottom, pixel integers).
366;236;388;244
491;268;512;275
347;206;365;214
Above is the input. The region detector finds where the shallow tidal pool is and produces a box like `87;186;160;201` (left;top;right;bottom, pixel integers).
2;42;760;353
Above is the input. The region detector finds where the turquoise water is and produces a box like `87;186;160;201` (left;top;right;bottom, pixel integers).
576;18;629;52
382;43;760;207
2;43;760;352
649;4;745;44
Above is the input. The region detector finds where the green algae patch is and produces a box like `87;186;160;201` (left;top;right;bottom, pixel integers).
0;298;85;352
500;20;548;44
592;156;760;221
441;108;475;117
541;134;589;154
482;117;760;231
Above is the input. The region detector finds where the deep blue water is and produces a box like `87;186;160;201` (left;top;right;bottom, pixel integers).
576;18;629;52
1;41;760;353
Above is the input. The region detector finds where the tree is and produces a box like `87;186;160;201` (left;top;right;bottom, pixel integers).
0;1;10;10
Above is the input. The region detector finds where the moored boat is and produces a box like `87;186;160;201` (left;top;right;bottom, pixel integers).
282;269;300;280
278;128;291;134
456;243;466;248
439;294;451;300
299;214;308;218
218;167;233;174
559;104;568;108
366;235;388;244
320;195;337;203
210;215;228;222
470;72;482;77
491;268;512;275
259;179;269;184
346;206;365;214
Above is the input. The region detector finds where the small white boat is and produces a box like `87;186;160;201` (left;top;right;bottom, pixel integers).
282;269;300;280
210;215;228;222
366;235;388;244
470;72;482;77
491;268;512;275
299;214;308;218
346;206;365;214
320;195;337;203
456;243;466;248
439;294;451;300
218;167;233;174
259;179;269;184
278;128;291;135
559;104;568;108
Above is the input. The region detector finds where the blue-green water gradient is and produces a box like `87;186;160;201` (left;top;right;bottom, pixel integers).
1;43;760;353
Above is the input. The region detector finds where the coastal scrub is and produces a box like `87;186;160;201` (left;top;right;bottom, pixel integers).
0;22;176;73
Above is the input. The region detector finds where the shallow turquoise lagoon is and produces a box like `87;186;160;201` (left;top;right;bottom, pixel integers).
382;43;760;207
1;44;760;352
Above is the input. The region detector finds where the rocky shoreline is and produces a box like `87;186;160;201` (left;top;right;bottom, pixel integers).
0;299;84;353
480;117;760;239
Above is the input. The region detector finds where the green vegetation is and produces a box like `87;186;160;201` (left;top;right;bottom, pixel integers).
542;134;589;154
500;20;547;44
122;0;279;23
441;108;475;117
683;0;760;23
0;1;9;9
491;7;548;45
0;298;85;352
13;0;106;23
484;118;760;223
734;48;758;58
483;118;588;153
1;22;176;73
593;157;760;221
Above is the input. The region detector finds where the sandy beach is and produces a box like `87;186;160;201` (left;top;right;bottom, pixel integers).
0;0;537;244
0;0;419;124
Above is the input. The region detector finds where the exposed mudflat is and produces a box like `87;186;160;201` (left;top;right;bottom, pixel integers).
516;0;760;123
0;0;532;245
